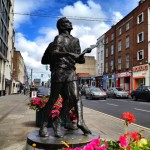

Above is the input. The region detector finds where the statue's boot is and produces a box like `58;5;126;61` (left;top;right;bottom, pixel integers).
76;100;92;135
52;117;63;138
64;115;78;130
39;122;49;137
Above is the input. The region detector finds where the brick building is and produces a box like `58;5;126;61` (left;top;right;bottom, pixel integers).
99;0;150;93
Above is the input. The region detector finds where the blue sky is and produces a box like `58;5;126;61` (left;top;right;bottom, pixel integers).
14;0;139;81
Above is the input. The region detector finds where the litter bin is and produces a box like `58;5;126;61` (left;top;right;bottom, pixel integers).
30;87;38;98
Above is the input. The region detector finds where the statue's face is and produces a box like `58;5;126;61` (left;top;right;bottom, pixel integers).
62;18;73;30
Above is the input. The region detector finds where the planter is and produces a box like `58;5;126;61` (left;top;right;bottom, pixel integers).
36;110;52;127
35;110;65;127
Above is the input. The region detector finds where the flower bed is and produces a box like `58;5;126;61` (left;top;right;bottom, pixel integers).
29;95;77;127
60;112;150;150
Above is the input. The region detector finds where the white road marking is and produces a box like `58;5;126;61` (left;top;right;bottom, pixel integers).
107;103;118;106
134;108;150;113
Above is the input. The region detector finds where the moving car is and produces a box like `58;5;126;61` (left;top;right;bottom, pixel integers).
131;86;150;101
37;87;50;97
107;87;129;98
85;87;107;100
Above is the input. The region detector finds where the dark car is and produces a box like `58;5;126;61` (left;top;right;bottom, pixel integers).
107;87;129;98
131;86;150;101
85;87;107;100
37;87;50;97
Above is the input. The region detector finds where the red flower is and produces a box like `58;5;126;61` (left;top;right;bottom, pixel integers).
121;112;136;125
130;132;139;141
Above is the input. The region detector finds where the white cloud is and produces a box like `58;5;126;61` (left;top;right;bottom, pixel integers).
111;11;123;25
14;0;47;28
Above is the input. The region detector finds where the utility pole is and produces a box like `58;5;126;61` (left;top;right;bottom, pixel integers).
31;69;32;86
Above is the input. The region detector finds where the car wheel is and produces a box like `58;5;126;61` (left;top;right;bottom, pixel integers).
86;96;88;99
133;95;137;101
104;97;106;100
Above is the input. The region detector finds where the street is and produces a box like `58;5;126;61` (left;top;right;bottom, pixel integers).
82;96;150;129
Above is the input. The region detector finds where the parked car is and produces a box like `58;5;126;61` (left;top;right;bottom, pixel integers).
85;87;107;100
107;87;129;98
131;86;150;101
37;87;50;97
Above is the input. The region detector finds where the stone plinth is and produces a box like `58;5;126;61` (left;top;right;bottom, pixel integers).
26;128;100;150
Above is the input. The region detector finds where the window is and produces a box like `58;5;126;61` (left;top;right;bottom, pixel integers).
111;44;114;55
126;36;130;48
118;57;122;70
137;50;144;60
110;60;114;70
111;33;114;40
101;50;103;60
105;48;108;57
119;27;122;35
105;62;108;73
126;54;129;68
106;37;108;44
137;13;144;24
137;32;144;43
118;40;122;51
126;22;130;31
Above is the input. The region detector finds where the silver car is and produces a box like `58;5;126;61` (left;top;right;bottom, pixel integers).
85;87;107;100
107;87;129;98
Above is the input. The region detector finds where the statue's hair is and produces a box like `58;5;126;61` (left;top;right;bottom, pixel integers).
56;17;67;31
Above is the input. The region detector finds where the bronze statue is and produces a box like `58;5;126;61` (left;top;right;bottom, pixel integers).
40;17;93;138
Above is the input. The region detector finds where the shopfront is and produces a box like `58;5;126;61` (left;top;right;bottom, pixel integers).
103;73;116;90
116;72;132;93
132;64;149;90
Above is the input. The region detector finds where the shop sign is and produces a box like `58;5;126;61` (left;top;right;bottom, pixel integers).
117;72;131;78
133;64;148;72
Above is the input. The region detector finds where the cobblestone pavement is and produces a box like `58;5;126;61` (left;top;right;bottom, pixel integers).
0;95;150;150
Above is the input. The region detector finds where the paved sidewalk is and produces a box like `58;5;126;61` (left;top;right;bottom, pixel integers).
0;95;150;150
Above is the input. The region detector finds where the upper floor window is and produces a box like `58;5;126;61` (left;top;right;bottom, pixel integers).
126;22;130;31
111;33;114;40
118;57;122;70
126;36;130;48
126;54;130;68
118;40;122;51
111;44;114;55
137;32;144;43
105;62;108;73
106;37;108;44
105;48;108;57
137;12;144;24
137;50;144;60
119;27;122;35
101;50;103;60
110;60;114;70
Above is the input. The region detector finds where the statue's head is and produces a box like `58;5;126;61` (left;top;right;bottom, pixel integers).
57;17;73;32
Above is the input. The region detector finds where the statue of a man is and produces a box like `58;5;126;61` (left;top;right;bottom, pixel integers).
40;17;92;137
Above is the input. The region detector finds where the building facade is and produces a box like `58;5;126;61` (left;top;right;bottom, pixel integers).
96;0;150;93
76;56;96;86
0;0;14;95
12;50;26;93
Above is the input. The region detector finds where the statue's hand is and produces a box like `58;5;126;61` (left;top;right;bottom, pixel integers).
69;53;80;59
84;48;92;53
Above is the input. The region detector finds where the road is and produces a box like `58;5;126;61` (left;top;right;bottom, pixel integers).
82;97;150;129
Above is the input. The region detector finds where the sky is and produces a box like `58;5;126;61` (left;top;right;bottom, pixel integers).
14;0;139;82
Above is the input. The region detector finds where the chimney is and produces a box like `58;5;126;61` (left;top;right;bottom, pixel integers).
139;0;146;5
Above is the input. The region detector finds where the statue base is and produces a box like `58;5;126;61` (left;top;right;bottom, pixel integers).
26;128;100;150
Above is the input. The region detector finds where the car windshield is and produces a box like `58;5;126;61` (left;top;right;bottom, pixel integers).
91;88;101;92
115;88;124;91
38;88;49;95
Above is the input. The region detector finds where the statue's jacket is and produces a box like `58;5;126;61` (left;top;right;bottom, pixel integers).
49;33;85;83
